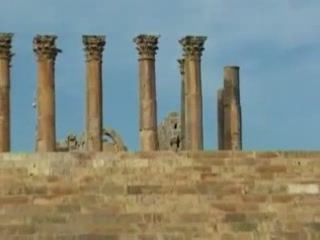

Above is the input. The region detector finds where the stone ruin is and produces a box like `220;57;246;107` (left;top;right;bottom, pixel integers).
56;128;128;152
0;33;242;152
1;33;320;240
158;112;181;151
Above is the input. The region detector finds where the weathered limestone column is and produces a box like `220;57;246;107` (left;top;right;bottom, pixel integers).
83;35;106;151
0;33;13;152
33;35;60;152
178;58;185;150
179;36;206;151
217;88;224;150
134;34;159;151
223;66;242;150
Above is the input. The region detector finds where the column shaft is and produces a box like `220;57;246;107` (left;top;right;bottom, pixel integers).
179;36;206;151
178;59;185;150
223;66;242;150
83;35;105;152
37;60;56;151
0;33;13;152
86;59;103;151
217;88;224;150
134;34;159;151
33;35;60;152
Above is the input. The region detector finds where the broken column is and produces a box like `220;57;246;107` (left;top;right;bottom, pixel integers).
83;35;106;151
179;36;206;151
178;58;185;150
223;66;242;150
33;35;60;152
134;34;160;151
217;88;224;150
0;33;13;152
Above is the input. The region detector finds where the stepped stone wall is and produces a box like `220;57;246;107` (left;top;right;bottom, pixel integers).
0;151;320;239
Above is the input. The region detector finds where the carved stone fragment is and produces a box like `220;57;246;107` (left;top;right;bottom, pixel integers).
158;112;181;151
56;127;128;152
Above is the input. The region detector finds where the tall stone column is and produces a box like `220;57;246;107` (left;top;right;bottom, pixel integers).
0;33;13;152
83;35;106;151
33;35;60;152
134;34;159;151
178;58;185;150
217;88;224;150
223;66;242;150
179;36;206;151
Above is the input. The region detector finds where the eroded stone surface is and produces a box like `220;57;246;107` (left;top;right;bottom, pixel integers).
83;35;106;152
179;35;206;151
158;112;181;151
56;127;128;152
217;66;242;150
0;151;318;239
134;34;160;151
0;33;13;152
33;35;60;152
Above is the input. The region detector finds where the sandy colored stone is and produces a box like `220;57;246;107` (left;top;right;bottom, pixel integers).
0;33;13;152
157;112;181;151
33;35;60;152
0;151;317;238
217;88;225;150
179;36;206;151
222;66;242;150
134;34;160;151
83;35;106;152
178;58;186;150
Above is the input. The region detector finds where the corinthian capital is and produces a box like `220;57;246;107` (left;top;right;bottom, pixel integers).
0;33;14;61
177;58;185;75
179;36;207;59
33;35;61;61
134;34;160;60
82;35;106;62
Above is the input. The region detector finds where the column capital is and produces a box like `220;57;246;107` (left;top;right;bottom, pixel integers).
82;35;106;62
177;58;185;75
134;34;160;60
0;33;14;61
33;35;61;61
179;35;207;59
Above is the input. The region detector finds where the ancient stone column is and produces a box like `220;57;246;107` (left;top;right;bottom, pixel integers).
223;66;242;150
33;35;60;152
134;34;160;151
0;33;13;152
179;36;206;151
178;58;185;150
217;88;224;150
83;35;106;151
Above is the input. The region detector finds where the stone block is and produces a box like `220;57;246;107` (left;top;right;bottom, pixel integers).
0;152;318;238
223;213;246;222
230;222;257;232
288;183;319;194
0;224;36;234
0;196;29;205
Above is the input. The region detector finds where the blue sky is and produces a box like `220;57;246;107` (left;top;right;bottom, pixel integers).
1;0;319;151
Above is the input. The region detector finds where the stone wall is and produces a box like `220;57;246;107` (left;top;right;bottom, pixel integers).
0;151;320;239
157;112;181;151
